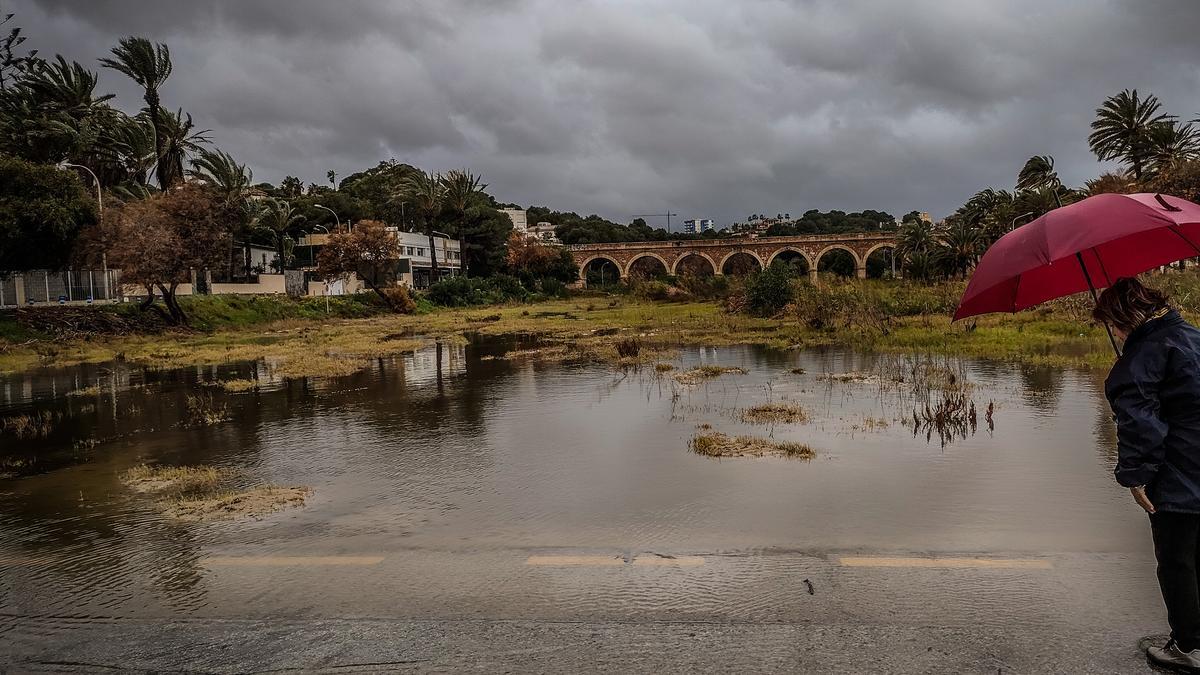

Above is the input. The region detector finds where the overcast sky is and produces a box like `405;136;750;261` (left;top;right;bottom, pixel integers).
10;0;1200;226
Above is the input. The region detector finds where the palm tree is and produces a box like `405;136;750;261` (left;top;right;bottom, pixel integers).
189;147;253;201
1088;89;1170;181
99;37;173;187
1145;120;1200;178
152;107;208;188
441;169;486;275
896;218;940;279
1016;155;1060;192
938;218;983;279
255;198;305;273
399;170;445;281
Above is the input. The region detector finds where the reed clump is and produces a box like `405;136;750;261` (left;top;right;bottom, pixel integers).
674;365;747;385
689;431;815;459
185;393;229;426
740;403;809;424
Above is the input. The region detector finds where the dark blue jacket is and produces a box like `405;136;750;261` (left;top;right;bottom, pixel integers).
1106;310;1200;513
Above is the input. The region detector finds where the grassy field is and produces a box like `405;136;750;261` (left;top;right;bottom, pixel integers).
4;271;1199;375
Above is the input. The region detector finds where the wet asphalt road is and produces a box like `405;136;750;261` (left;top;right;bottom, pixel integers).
0;547;1175;673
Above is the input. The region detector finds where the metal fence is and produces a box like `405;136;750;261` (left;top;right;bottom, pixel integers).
0;270;122;308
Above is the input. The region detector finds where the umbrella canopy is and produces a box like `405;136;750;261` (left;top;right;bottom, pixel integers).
954;193;1200;321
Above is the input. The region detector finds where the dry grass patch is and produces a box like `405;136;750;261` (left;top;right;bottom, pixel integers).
123;464;310;521
674;365;747;385
165;486;311;522
689;431;815;459
67;385;101;397
214;378;257;392
123;464;230;494
740;403;809;424
654;363;675;372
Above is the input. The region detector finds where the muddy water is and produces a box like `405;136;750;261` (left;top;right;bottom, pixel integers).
0;338;1147;626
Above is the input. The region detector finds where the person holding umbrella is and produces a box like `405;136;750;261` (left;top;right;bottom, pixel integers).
954;192;1200;669
1093;277;1200;670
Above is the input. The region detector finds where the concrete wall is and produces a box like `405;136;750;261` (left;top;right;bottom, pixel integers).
211;274;286;295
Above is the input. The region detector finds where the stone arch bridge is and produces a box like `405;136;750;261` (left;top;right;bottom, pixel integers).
568;233;898;284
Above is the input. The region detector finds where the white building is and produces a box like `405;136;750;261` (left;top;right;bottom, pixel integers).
296;228;461;290
526;222;561;244
501;208;529;233
683;218;715;234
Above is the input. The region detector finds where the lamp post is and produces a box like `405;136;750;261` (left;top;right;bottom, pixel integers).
1010;211;1036;232
313;204;341;231
59;162;110;302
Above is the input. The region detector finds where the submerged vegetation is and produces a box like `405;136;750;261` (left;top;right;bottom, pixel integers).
689;432;816;459
674;365;748;385
740;403;809;424
122;464;310;522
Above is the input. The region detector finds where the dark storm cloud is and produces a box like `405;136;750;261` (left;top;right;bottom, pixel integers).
9;0;1200;224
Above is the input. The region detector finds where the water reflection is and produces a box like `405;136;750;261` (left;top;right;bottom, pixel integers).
0;339;1144;624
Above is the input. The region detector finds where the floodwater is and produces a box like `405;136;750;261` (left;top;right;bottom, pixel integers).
0;338;1159;634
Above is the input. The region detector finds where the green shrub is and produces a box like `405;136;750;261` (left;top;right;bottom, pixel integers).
745;263;796;316
425;274;530;307
675;274;730;300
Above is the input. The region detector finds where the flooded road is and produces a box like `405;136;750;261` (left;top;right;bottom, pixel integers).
0;339;1167;672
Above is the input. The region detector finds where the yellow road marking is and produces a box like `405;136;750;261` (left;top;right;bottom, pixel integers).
632;556;705;567
526;555;625;566
839;556;1052;570
202;556;385;567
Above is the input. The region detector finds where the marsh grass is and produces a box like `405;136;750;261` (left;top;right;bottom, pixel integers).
654;363;675;372
689;431;815;459
123;464;229;495
740;403;809;424
11;271;1200;376
1;410;60;438
214;378;257;393
123;464;310;521
185;393;229;426
66;385;101;397
675;365;748;385
165;485;311;522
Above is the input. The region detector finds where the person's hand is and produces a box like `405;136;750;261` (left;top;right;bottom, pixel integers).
1131;485;1156;514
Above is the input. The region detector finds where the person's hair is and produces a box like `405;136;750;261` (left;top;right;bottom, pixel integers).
1092;277;1169;333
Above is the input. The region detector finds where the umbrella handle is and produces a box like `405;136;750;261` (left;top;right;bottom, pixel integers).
1076;252;1122;358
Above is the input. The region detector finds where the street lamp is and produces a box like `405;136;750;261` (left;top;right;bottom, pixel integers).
313;204;341;231
59;161;110;301
1010;211;1037;232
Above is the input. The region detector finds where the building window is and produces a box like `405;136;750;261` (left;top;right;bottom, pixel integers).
418;248;425;256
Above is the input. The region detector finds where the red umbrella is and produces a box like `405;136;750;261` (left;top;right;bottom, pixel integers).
954;193;1200;353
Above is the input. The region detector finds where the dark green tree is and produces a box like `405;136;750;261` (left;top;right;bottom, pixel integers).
0;156;97;271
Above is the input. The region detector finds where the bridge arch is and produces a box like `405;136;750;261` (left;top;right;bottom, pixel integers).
863;242;899;279
625;252;671;279
671;252;717;276
719;250;765;275
814;244;863;278
766;246;814;273
579;255;622;286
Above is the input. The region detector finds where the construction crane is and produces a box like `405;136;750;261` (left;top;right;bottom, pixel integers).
633;211;679;233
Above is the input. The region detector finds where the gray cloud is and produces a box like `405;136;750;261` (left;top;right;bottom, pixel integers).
9;0;1200;225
